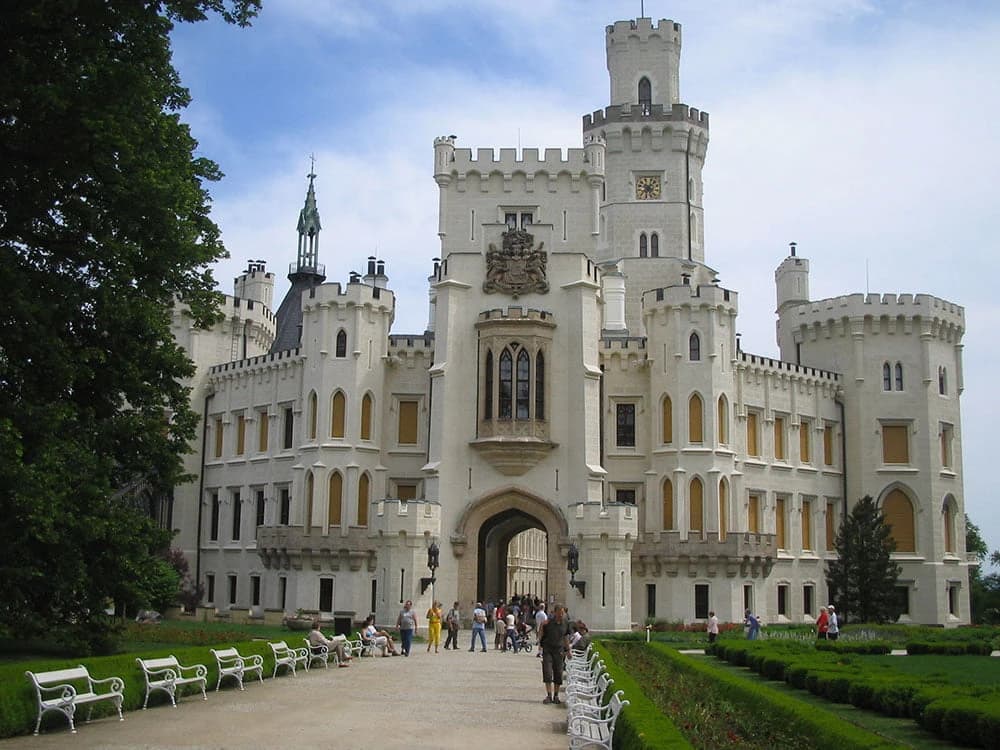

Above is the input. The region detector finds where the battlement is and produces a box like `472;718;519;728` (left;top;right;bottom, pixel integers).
787;292;965;330
388;333;435;352
601;336;646;350
208;347;302;376
447;147;592;177
642;283;738;312
606;18;681;43
738;350;841;383
477;307;555;325
583;102;709;130
567;500;639;538
301;279;395;311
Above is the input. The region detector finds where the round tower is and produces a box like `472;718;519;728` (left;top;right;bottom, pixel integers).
606;18;682;107
775;243;810;360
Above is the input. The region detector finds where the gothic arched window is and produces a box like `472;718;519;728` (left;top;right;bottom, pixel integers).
638;76;651;113
499;349;513;419
639;232;648;257
484;350;494;419
516;349;530;420
883;362;892;391
650;233;659;257
895;362;904;391
938;366;947;395
689;332;701;361
335;329;347;358
535;351;545;420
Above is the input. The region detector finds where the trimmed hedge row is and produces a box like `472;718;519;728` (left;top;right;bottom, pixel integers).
0;640;273;738
906;640;994;655
591;642;692;750
815;640;893;655
708;641;1000;748
647;644;901;749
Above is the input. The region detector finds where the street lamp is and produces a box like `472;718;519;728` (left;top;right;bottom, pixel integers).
567;542;586;598
420;541;440;595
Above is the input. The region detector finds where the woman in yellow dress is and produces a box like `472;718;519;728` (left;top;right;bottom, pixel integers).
426;600;443;653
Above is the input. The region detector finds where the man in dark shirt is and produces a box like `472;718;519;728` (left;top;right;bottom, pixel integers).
538;604;571;704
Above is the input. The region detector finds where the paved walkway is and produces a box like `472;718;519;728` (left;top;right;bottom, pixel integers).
4;644;569;749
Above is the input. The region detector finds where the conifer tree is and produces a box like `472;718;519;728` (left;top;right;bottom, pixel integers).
825;495;903;624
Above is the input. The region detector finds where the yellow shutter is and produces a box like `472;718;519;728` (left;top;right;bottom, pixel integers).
776;497;786;548
826;501;836;550
823;424;834;465
662;479;674;530
774;417;785;460
304;473;314;532
800;420;811;463
398;401;418;444
236;415;246;456
689;477;703;532
882;425;909;464
308;393;317;439
214;417;223;458
258;411;268;452
748;494;760;533
883;489;915;552
689;394;703;443
662;396;673;444
718;396;728;444
719;479;728;541
397;484;417;501
357;474;370;527
747;413;759;456
944;504;954;553
802;500;812;550
361;394;373;440
331;392;345;438
328;472;343;526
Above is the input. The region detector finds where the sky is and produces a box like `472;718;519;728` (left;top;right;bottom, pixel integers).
171;0;1000;554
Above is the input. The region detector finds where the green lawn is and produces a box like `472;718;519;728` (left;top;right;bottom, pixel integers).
859;654;1000;686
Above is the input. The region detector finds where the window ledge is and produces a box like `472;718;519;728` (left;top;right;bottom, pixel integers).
249;455;270;464
607;450;643;458
821;468;843;477
743;458;767;468
771;462;793;472
652;447;679;455
388;447;426;456
939;469;957;478
357;444;380;454
796;465;818;474
877;466;920;474
680;447;714;455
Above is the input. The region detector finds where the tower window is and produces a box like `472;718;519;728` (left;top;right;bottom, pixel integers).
638;76;651;114
361;393;373;440
883;362;892;391
516;349;530;420
535;351;545;420
616;403;636;447
689;333;701;361
895;362;904;391
499;349;513;419
938;366;947;395
639;233;648;257
484;350;494;419
336;329;347;357
650;233;659;257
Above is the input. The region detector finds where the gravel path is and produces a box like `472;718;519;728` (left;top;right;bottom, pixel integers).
4;643;569;749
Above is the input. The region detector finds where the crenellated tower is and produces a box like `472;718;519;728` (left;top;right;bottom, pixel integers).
584;18;710;266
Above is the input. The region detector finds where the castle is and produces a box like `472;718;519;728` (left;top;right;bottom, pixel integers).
168;16;970;630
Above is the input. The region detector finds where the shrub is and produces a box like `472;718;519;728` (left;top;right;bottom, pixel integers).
816;639;893;655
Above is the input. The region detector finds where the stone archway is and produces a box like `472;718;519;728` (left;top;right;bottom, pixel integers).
451;487;569;609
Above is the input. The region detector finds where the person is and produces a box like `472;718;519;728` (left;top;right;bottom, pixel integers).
534;601;548;659
308;620;352;667
538;604;571;704
707;611;719;644
826;605;839;641
816;605;829;640
444;601;461;650
569;620;591;654
396;599;418;656
744;609;760;640
469;601;488;652
363;615;398;657
494;603;506;650
504;611;518;653
426;600;443;653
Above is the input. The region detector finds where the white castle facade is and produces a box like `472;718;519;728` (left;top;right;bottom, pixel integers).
168;16;971;630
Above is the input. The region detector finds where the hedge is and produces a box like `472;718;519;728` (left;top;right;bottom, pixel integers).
708;639;1000;748
0;640;273;738
592;641;692;750
906;640;993;655
646;644;901;749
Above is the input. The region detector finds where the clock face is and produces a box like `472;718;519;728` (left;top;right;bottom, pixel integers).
636;175;661;200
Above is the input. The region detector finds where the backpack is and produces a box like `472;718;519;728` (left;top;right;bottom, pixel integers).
474;610;486;624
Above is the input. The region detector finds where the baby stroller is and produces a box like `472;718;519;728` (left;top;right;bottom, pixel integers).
513;628;533;653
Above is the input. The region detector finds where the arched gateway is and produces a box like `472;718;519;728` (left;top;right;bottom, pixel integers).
452;487;569;607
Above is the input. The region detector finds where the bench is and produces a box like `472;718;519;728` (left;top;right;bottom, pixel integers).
268;640;308;677
136;655;208;708
25;665;124;735
210;647;264;691
350;631;375;658
303;637;333;669
567;690;629;750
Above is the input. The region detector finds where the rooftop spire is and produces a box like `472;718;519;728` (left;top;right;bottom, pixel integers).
295;162;322;274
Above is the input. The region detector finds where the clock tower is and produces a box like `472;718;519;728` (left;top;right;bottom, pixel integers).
584;17;709;264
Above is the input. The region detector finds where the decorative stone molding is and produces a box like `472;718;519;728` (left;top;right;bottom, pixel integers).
483;229;548;297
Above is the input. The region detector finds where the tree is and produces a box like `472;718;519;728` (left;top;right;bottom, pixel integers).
0;1;259;652
966;517;1000;624
825;496;903;624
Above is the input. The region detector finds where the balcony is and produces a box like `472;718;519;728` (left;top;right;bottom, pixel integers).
632;531;777;578
256;525;376;572
470;418;555;476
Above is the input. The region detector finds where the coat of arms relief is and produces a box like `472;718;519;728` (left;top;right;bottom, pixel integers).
483;229;549;297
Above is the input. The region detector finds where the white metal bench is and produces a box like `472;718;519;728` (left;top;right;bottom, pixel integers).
567;690;629;750
350;631;376;657
210;647;264;691
25;665;124;735
268;640;308;677
136;655;207;708
303;637;334;669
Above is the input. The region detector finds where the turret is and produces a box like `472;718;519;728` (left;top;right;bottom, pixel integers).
775;242;811;360
234;259;274;310
606;18;683;108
